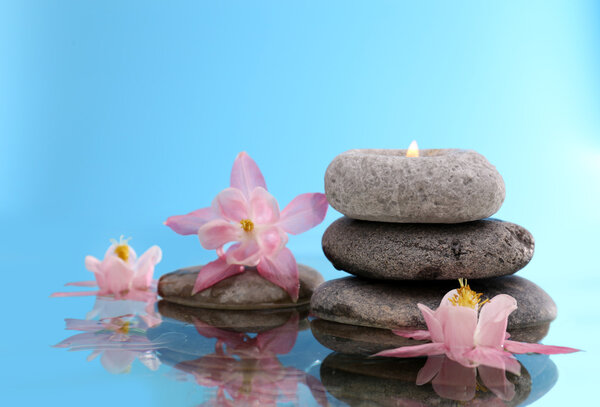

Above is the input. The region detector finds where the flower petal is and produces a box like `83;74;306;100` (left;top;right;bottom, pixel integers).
503;340;580;355
416;355;444;385
256;248;299;302
85;256;101;273
212;187;250;222
97;255;135;295
441;305;477;351
419;303;444;343
165;207;217;235
101;350;138;374
256;314;299;355
249;187;280;224
478;364;516;401
230;151;267;198
464;347;521;376
192;257;245;295
279;193;328;235
432;357;477;401
475;294;517;348
198;219;242;250
256;225;288;256
225;240;262;266
373;342;446;358
438;289;458;309
132;246;162;290
392;328;431;341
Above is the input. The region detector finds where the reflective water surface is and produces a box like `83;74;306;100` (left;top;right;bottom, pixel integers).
49;290;564;406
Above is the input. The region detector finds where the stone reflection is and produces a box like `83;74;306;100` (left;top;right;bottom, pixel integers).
53;292;177;374
311;319;558;406
149;302;328;406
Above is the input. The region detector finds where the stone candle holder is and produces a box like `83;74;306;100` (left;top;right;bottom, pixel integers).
325;148;505;223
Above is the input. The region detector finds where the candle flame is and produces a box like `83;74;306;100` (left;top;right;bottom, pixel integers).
406;140;419;157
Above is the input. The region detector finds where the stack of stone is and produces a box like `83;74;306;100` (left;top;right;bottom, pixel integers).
311;148;556;349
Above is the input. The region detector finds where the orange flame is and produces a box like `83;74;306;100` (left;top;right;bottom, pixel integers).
406;140;419;157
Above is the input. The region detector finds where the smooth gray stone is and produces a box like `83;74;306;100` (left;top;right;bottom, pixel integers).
158;264;323;310
311;319;551;356
321;353;531;407
310;276;556;330
323;217;534;280
325;148;505;223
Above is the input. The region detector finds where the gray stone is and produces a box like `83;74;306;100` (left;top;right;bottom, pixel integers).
325;148;505;223
323;217;534;280
157;300;310;332
158;264;324;310
311;319;550;356
310;276;556;330
321;353;531;407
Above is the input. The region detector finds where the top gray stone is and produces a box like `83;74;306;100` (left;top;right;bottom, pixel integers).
158;264;324;310
325;149;505;223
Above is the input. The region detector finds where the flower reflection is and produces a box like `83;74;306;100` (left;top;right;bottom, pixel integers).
169;314;328;406
54;315;162;374
53;293;172;374
415;355;516;403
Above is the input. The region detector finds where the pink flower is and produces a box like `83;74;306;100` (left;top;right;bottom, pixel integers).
51;237;162;299
165;152;328;301
374;279;579;375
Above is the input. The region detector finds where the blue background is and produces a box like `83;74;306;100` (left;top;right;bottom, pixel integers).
1;1;599;405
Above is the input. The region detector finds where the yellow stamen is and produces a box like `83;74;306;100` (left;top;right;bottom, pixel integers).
117;321;130;335
111;235;131;262
240;219;254;232
114;245;129;262
449;278;489;309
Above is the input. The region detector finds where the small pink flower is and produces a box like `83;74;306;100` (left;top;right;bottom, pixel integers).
51;237;162;299
165;152;328;301
374;279;579;375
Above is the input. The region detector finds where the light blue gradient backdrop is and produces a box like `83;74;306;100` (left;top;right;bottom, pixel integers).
1;1;599;405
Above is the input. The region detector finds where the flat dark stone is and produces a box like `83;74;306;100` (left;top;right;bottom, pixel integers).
322;217;534;280
310;275;556;330
321;353;532;407
158;264;323;310
311;319;551;356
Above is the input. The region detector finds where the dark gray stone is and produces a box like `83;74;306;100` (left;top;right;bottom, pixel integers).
310;276;556;330
324;149;505;223
321;353;531;407
158;264;323;310
323;217;534;280
311;319;551;356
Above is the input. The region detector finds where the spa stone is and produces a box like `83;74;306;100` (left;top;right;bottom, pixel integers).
158;264;323;310
322;217;534;280
311;319;550;356
325;148;505;223
310;275;556;330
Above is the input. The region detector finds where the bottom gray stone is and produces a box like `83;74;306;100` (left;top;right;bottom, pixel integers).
310;275;556;330
311;319;550;356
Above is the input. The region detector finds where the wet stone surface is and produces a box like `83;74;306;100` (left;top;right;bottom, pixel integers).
158;264;324;310
322;217;535;280
310;275;556;330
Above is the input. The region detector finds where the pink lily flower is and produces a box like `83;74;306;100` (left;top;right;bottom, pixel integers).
374;279;579;375
165;152;328;301
51;237;162;299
